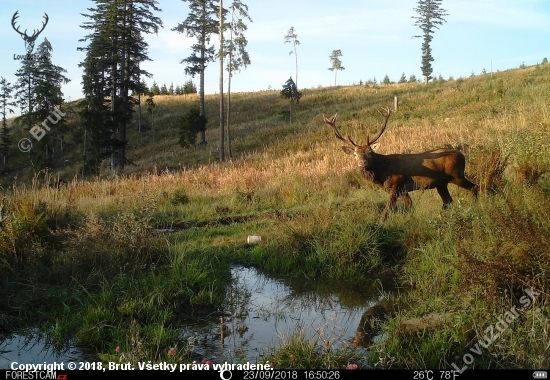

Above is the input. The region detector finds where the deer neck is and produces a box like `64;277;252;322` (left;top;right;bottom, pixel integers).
360;153;388;185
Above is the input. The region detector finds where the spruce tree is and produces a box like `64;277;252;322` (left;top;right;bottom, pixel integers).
173;0;220;145
14;38;69;168
80;0;163;172
179;104;207;148
33;39;70;166
280;77;301;124
14;54;39;127
183;80;197;94
412;0;448;84
224;0;251;159
151;81;160;95
78;32;115;175
0;78;15;167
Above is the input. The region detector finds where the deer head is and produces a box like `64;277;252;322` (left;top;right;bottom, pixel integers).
323;107;392;168
12;11;49;53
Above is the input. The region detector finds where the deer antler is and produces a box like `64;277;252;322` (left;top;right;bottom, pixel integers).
11;11;49;43
30;13;49;41
11;11;27;39
323;113;360;147
367;106;392;146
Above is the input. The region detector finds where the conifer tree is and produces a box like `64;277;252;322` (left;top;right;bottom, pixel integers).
80;0;163;172
14;38;69;168
284;27;300;89
328;50;344;86
173;0;220;145
33;39;70;165
224;0;251;159
412;0;448;84
183;80;197;94
280;77;301;124
0;77;15;167
14;54;38;127
151;81;160;95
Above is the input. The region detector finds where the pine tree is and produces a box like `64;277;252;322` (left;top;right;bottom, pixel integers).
284;27;300;89
328;50;345;86
160;83;168;94
169;82;174;95
173;0;220;145
412;0;448;84
399;72;407;83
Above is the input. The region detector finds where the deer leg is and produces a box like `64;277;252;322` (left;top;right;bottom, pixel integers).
452;178;478;198
380;191;398;222
436;185;453;209
400;192;412;211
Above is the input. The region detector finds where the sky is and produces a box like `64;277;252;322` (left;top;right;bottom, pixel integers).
1;0;549;114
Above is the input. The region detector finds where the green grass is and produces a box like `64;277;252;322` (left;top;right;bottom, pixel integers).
1;63;550;367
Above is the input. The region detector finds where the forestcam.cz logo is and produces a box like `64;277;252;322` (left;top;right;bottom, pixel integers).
11;10;49;60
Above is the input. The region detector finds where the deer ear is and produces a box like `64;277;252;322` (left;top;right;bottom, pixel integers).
341;146;354;155
370;143;380;152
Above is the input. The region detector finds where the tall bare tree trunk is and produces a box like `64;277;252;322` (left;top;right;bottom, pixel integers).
226;58;233;159
199;51;206;144
219;0;224;161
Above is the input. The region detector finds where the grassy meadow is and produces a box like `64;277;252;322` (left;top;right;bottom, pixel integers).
1;63;549;369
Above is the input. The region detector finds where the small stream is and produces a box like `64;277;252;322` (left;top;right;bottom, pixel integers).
1;265;388;368
181;265;387;363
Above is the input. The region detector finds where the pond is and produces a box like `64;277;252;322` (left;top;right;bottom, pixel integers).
0;333;84;370
181;265;389;364
0;266;390;368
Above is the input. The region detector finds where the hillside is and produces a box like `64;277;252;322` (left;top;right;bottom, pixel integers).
3;63;549;185
0;64;549;369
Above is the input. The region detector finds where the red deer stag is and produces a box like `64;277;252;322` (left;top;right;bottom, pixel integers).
323;108;478;221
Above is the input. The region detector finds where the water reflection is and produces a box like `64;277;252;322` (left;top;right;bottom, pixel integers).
0;266;389;367
183;265;386;363
0;333;83;370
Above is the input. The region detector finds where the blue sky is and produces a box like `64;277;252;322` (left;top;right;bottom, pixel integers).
1;0;549;112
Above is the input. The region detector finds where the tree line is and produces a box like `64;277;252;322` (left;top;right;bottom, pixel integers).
148;80;197;96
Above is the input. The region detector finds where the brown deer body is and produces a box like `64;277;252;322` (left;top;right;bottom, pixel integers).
324;108;478;221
